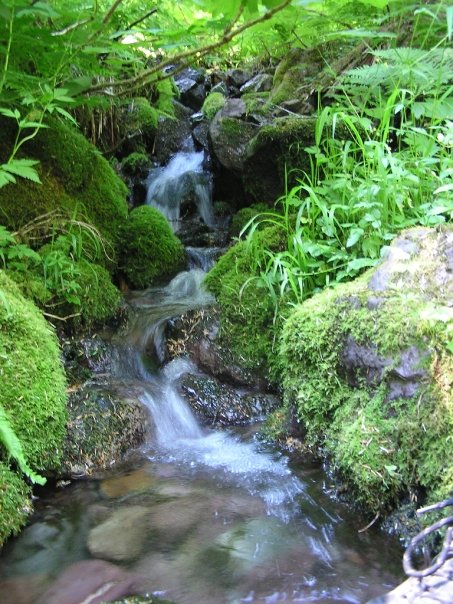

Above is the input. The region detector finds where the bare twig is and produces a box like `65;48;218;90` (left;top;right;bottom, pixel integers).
358;512;380;533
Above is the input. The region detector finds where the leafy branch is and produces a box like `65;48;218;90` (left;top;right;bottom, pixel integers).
87;0;292;95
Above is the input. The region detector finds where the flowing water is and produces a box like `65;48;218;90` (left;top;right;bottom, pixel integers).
0;270;405;604
146;151;215;231
0;155;405;603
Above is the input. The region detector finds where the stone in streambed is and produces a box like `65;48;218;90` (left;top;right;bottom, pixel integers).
100;467;155;499
87;506;151;562
35;559;145;604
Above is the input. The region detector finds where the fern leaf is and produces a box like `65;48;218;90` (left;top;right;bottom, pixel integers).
1;159;42;184
0;403;46;485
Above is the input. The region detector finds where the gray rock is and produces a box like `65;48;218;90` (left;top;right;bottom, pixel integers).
240;73;273;94
179;373;280;425
221;98;247;119
87;506;151;561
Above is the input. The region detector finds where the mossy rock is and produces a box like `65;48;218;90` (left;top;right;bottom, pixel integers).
71;261;122;330
0;462;32;546
0;117;128;261
201;91;226;121
280;227;453;515
0;271;67;545
125;97;158;134
121;152;150;177
118;205;185;289
204;225;289;381
209;114;257;174
243;116;318;203
61;385;148;477
230;203;269;238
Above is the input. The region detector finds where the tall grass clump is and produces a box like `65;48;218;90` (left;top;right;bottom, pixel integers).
242;31;453;311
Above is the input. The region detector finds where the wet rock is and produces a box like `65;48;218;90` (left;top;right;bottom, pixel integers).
87;506;151;561
61;334;118;384
154;101;193;164
179;373;280;425
209;113;257;174
35;559;145;604
240;73;273;94
61;384;149;478
100;467;155;499
166;307;270;390
148;496;207;545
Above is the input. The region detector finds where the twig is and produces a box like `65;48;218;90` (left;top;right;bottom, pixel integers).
87;0;292;94
358;511;380;533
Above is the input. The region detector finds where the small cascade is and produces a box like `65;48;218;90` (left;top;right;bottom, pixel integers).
186;246;226;271
145;151;215;231
139;356;306;521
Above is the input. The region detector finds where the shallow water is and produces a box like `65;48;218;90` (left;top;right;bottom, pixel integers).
0;272;406;603
0;432;404;604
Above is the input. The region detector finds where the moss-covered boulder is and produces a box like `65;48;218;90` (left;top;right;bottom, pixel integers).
280;227;453;515
0;117;128;260
118;205;185;289
243;116;318;202
204;225;288;384
201;91;226;121
209;113;257;175
0;271;67;545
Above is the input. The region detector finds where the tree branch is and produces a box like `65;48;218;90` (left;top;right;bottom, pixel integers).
86;0;292;95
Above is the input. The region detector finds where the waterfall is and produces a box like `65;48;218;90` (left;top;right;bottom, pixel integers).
115;270;306;521
145;151;215;231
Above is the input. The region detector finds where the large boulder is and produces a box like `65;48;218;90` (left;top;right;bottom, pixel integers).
243;116;318;203
280;227;453;515
209;111;257;175
0;271;67;546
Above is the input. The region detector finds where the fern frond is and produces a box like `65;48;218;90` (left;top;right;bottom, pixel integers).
0;403;46;485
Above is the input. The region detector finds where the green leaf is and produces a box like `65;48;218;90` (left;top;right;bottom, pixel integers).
346;227;364;248
346;257;377;273
0;403;46;485
1;159;41;184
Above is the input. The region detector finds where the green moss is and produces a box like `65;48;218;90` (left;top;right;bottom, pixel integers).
201;92;226;120
0;271;67;545
118;205;185;289
0;462;32;546
125;97;159;133
0;271;67;469
204;225;288;380
121;152;150;176
242;92;271;116
0;117;128;261
230;203;269;237
72;261;122;329
281;279;453;514
243;116;318;201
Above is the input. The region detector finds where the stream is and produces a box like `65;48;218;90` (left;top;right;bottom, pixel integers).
0;152;406;604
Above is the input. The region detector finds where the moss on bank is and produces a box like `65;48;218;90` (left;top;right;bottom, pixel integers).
280;278;453;514
0;271;67;545
204;225;288;381
0;117;128;257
